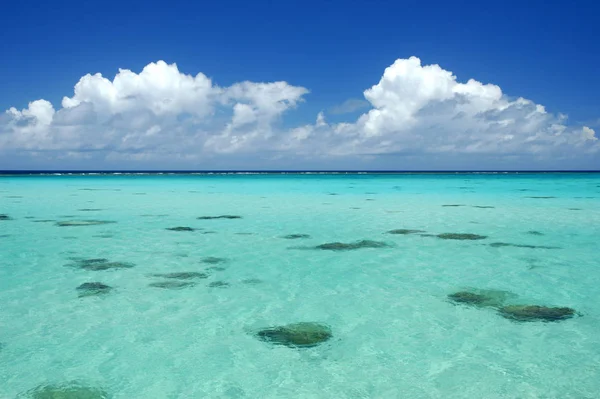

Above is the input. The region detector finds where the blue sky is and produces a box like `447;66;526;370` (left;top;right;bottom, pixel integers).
1;0;599;170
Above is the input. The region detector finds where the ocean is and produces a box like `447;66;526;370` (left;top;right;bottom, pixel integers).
1;172;599;398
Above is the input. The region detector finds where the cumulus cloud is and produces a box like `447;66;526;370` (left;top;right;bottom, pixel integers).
0;57;597;168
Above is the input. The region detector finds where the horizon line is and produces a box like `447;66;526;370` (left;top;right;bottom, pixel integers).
1;169;600;174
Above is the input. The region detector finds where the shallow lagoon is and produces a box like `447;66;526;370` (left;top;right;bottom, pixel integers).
1;173;599;398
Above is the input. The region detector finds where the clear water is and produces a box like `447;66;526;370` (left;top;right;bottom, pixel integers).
1;173;599;398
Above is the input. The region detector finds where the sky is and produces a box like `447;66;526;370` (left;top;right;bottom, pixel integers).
1;0;599;170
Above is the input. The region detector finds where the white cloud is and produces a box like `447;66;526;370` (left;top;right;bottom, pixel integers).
61;61;215;118
0;57;597;168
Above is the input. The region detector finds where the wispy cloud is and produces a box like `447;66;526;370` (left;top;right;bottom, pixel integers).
329;98;370;115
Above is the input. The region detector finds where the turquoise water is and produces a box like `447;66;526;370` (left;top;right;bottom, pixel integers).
1;173;599;398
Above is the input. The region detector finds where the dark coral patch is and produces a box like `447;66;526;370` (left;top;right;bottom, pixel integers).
442;204;464;207
526;231;544;236
448;292;489;306
498;305;576;322
149;281;196;289
66;258;134;271
76;282;113;297
437;233;488;240
201;257;227;264
489;242;560;249
166;227;197;232
77;208;103;212
472;206;495;209
256;322;332;348
241;278;263;284
24;382;109;399
208;281;230;288
282;234;311;239
197;215;242;220
448;290;513;308
525;196;557;199
151;272;208;279
387;229;425;235
56;220;116;227
315;240;391;251
0;214;12;220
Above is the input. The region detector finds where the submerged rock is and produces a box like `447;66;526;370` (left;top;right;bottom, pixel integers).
525;196;557;199
498;305;577;322
282;234;311;239
77;208;103;212
387;229;425;235
489;242;560;249
208;281;230;288
256;322;332;348
442;204;464;207
437;233;488;240
23;382;109;399
197;215;242;220
151;272;208;279
166;226;196;232
448;289;513;308
201;257;227;264
472;206;495;209
149;281;196;289
56;220;116;227
0;214;12;220
66;258;134;271
76;282;113;297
